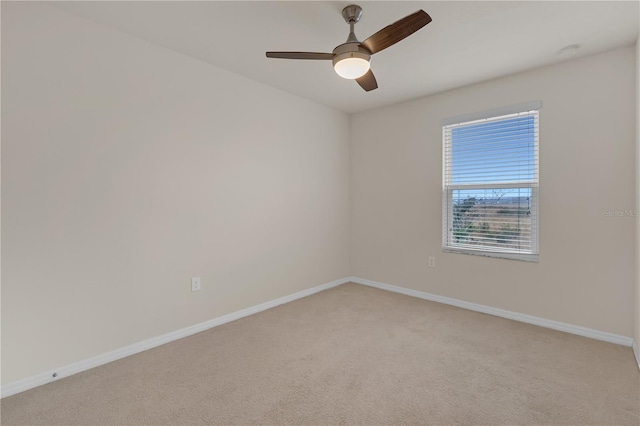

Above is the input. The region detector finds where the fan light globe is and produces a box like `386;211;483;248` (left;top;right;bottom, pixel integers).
334;57;370;79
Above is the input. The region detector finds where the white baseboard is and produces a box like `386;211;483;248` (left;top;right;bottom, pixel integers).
1;277;350;399
633;340;640;370
350;276;635;348
4;275;637;398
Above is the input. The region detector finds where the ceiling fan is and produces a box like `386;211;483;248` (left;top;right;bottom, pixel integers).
266;4;432;92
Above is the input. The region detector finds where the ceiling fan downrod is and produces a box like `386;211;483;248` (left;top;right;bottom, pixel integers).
342;4;363;43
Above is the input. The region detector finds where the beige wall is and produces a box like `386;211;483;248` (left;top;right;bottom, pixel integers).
1;3;350;385
351;47;637;337
636;36;640;350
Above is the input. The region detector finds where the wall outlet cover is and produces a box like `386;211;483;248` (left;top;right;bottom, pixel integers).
191;277;201;292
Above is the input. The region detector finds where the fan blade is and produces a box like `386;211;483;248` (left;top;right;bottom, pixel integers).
266;52;333;60
361;10;432;55
356;69;378;92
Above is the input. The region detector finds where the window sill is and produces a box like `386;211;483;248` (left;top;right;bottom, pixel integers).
442;246;539;263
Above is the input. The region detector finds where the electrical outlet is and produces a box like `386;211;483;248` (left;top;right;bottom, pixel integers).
428;256;436;268
191;276;201;292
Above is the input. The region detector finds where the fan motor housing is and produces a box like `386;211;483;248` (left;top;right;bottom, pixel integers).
332;43;371;67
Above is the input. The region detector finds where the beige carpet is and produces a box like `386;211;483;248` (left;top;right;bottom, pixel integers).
2;283;639;425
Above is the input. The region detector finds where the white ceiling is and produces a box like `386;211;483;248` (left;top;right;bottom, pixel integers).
52;1;639;114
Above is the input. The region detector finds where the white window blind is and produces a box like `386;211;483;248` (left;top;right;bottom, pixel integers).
442;107;539;261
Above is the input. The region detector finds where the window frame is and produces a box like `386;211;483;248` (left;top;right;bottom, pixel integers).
441;102;540;262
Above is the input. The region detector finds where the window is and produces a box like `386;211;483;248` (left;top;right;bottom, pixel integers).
442;102;540;261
